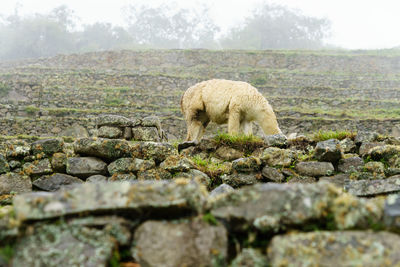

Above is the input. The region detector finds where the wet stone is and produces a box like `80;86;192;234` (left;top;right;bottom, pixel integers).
231;248;268;267
268;231;400;267
209;184;234;199
355;131;379;145
136;168;172;180
338;156;364;173
264;133;287;148
133;219;227;267
132;127;160;142
314;139;342;163
345;175;400;196
51;152;67;173
295;161;334;177
159;155;193;173
215;146;244;161
0;172;32;195
339;138;356;153
107;157;155;175
13;179;207;221
12;223;115;267
6;145;30;159
73;137;131;161
31;138;64;156
0;155;10;174
86;175;108;183
261;165;284;182
221;173;261;188
66;157;107;179
174;169;211;188
232;157;262;173
359;142;385;157
32;173;83;192
108;173;137;182
97;126;123;139
23;158;53;177
96;114;140;127
260;147;295;167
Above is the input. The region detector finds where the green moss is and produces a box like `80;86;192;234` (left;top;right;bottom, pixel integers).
0;245;15;264
203;213;218;226
312;130;356;141
25;105;39;115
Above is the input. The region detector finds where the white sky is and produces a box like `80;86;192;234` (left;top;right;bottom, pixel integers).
1;0;400;49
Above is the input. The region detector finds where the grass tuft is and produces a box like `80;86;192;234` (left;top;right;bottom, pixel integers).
312;130;356;142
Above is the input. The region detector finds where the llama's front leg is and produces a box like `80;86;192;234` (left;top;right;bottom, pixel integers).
228;110;240;135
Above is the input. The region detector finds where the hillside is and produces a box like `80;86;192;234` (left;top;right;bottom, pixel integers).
0;49;400;139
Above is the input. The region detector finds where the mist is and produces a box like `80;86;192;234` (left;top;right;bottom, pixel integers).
0;2;334;60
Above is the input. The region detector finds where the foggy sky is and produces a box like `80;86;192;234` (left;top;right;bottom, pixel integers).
2;0;400;49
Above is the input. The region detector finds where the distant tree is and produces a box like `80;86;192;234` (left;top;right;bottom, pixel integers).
76;23;133;52
221;3;331;49
124;4;220;49
0;6;75;59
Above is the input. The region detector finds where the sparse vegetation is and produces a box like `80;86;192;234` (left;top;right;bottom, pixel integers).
214;132;264;155
312;130;356;142
0;82;11;97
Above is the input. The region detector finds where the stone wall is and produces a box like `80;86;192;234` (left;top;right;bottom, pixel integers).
2;114;400;265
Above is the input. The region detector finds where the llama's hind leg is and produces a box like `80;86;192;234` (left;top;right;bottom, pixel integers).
240;121;253;135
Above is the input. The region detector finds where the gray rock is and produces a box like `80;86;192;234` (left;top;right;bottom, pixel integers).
319;174;350;188
295;161;334;177
359;142;385;157
60;123;89;138
31;138;64;156
355;131;379;145
174;169;211;188
261;166;284;182
132;127;160;142
215;146;244;161
13;179;207;221
287;176;316;184
383;194;400;230
260;147;295;167
0;205;18;241
268;231;400;267
338;156;364;173
210;182;381;232
6;145;30;159
232;157;262;173
23;158;53;177
314;139;342;163
8;160;21;169
12;223;115;267
86;175;108;183
97;126;123;139
50;152;67;173
368;145;400;161
137;168;172;180
107;157;155;175
108;173;137;181
33;173;83;191
345;175;400;196
0;154;10;174
264;133;287;148
133;219;227;267
0;172;32;195
209;184;234;198
364;161;385;174
221;173;260;188
66;157;107;179
135;141;177;163
96;114;140;127
231;248;268;267
74;137;131;160
159;155;193;173
339;138;356;153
